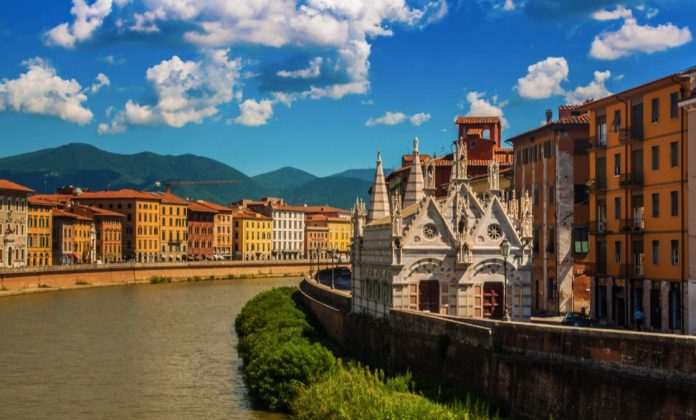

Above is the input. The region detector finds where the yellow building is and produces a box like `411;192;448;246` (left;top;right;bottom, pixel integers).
149;192;188;261
327;217;351;258
27;197;55;267
73;215;95;264
581;70;691;333
196;200;233;260
72;190;161;262
231;206;272;261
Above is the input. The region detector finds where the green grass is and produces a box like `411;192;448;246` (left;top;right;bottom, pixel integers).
236;288;497;419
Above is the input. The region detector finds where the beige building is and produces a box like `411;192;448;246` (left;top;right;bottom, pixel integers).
0;179;33;268
680;69;696;335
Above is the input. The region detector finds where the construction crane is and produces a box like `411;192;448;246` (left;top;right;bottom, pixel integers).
154;179;240;194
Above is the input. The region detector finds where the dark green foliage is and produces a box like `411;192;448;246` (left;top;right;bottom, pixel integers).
149;276;171;284
253;167;318;190
235;287;334;411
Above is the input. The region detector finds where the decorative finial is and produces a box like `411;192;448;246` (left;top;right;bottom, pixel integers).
377;149;382;163
413;137;419;153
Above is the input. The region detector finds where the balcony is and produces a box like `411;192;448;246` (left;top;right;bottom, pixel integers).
589;219;608;235
618;127;644;144
587;178;607;193
589;135;607;150
619;172;644;188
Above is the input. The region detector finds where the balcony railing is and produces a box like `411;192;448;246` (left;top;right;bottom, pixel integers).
619;172;644;188
618;127;644;144
589;219;608;235
589;135;607;149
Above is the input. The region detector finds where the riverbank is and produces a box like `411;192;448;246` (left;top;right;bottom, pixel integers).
0;260;341;298
236;287;497;419
0;272;303;298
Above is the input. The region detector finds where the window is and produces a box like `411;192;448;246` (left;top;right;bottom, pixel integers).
547;228;555;254
651;98;659;123
651;146;659;170
613;110;621;132
670;141;678;167
573;227;589;255
669;283;681;330
671;240;679;265
614;240;621;263
597;115;607;145
614;153;621;176
549;186;554;204
670;191;678;216
652;240;659;265
533;188;539;207
651;193;659;217
670;92;679;119
574;184;589;204
614;197;621;220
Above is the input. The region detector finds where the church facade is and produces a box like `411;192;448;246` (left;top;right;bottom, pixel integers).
351;138;534;321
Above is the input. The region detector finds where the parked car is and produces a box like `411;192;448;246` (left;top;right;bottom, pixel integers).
561;312;595;327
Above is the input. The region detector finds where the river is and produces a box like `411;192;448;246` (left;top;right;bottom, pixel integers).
0;277;300;419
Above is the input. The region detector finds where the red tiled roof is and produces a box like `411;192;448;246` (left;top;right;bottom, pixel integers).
507;113;589;143
30;194;73;203
148;191;187;204
194;200;232;213
466;128;483;136
84;206;125;218
0;179;34;193
230;206;270;219
52;208;92;221
558;104;583;111
28;196;59;207
76;189;160;200
455;116;501;125
188;201;219;213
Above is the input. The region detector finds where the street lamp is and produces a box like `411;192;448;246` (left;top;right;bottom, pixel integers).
331;250;336;289
500;239;511;321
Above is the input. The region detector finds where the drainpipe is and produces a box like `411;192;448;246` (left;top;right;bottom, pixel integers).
671;75;688;334
617;94;630;328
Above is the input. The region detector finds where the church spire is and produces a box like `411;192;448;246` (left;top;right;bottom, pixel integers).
403;137;424;207
367;150;390;222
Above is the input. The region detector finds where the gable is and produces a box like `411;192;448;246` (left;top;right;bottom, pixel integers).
470;195;522;249
401;197;457;250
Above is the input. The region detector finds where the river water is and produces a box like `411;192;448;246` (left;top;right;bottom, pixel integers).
0;278;300;419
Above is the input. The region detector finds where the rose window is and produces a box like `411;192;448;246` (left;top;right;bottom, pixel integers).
422;223;438;240
487;224;503;240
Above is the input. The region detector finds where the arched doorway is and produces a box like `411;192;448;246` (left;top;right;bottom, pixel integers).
483;282;503;318
418;280;440;313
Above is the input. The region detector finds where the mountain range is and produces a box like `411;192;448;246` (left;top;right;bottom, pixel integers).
0;143;388;209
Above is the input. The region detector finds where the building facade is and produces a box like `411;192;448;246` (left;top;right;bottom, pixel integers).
231;206;272;261
327;217;351;259
72;205;124;264
52;209;78;265
352;140;533;320
509;105;592;314
0;179;33;268
187;202;216;261
582;70;692;333
305;214;330;260
149;192;188;262
195;200;233;260
27;197;55;267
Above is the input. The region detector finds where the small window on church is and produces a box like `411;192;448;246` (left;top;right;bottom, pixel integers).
487;224;502;240
423;224;438;240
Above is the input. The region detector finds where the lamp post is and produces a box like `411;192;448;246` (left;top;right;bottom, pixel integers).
331;250;336;289
500;239;511;321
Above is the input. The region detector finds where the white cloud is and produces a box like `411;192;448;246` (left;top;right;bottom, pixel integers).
0;57;93;124
89;72;110;93
366;111;407;126
515;57;569;99
45;0;114;48
592;5;632;21
590;16;692;60
277;57;322;79
564;70;612;104
646;8;659;19
409;112;431;126
365;111;431;127
465;91;508;128
231;99;275;126
101;49;241;134
502;0;516;11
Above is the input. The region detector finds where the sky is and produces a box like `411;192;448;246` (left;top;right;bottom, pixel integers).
0;0;695;176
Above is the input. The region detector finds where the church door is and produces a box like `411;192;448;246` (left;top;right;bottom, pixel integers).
418;280;440;313
483;282;503;318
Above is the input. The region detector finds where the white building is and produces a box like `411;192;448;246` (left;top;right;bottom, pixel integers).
0;179;33;268
351;139;534;321
247;199;306;260
680;72;696;335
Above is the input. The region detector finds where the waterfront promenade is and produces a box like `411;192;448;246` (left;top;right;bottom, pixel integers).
0;259;345;296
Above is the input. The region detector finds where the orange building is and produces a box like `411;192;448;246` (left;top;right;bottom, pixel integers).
51;208;94;265
187;201;216;260
72;205;124;263
509;105;591;314
27;197;56;267
195;200;233;260
305;214;330;259
581;70;692;333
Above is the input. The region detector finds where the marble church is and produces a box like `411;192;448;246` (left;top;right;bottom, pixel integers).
351;138;533;321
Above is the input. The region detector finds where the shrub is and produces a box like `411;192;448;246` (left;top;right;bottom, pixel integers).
75;280;90;286
149;276;171;284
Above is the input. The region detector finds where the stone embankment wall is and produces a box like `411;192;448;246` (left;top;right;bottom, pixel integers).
0;261;346;293
299;280;696;420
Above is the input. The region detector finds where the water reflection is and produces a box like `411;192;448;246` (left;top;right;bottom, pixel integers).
0;278;298;419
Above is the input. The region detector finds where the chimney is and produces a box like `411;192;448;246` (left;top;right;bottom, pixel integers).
545;109;552;124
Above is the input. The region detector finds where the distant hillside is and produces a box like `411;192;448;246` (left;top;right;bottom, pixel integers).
0;143;371;209
330;168;389;183
285;176;371;210
253;167;317;190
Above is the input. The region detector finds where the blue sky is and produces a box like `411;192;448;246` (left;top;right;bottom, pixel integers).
0;0;694;176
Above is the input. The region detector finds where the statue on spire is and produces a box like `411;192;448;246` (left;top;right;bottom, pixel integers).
487;159;500;192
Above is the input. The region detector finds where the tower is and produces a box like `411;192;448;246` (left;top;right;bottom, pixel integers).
403;138;424;207
367;151;390;222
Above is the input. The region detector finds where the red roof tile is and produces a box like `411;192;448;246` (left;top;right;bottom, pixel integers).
188;201;219;213
76;189;160;200
147;191;187;204
195;200;232;213
455;116;501;125
0;179;34;193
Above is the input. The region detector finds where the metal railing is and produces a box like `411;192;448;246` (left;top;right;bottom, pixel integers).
619;172;644;187
589;219;608;234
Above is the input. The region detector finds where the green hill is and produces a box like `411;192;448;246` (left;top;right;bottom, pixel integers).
330;168;389;183
253;167;318;190
0;143;371;209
